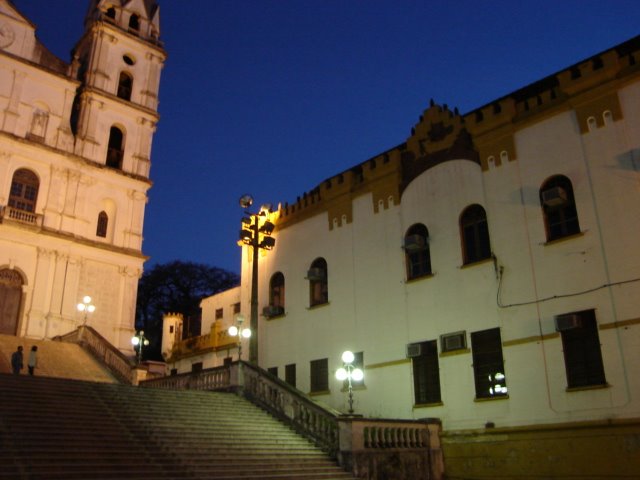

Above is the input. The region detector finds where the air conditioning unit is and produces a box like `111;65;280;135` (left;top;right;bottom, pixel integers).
403;234;425;252
262;305;285;317
542;187;568;208
440;332;466;352
306;268;326;281
555;314;582;331
406;343;422;358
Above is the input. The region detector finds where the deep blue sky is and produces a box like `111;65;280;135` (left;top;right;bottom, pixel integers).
15;1;640;274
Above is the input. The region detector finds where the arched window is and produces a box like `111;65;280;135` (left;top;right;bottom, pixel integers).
540;175;580;241
268;272;285;315
106;126;124;169
105;7;116;19
96;211;108;238
9;169;39;213
117;72;133;101
308;258;328;307
404;224;431;280
460;204;491;265
128;14;140;31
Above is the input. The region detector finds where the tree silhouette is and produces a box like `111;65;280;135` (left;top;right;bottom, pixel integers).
135;260;239;360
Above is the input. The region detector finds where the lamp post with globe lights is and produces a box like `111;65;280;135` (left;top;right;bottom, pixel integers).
335;350;364;415
228;314;252;361
76;295;96;325
131;330;150;364
238;194;276;364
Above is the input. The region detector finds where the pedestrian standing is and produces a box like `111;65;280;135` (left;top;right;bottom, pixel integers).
11;346;23;375
28;345;38;376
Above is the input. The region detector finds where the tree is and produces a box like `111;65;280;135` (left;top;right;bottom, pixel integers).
135;260;239;360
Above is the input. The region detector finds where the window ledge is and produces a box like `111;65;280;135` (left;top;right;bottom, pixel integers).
474;394;509;402
543;230;586;246
405;273;435;284
440;348;470;357
307;301;330;311
413;401;443;409
460;257;493;269
566;383;610;392
309;389;331;396
265;313;286;321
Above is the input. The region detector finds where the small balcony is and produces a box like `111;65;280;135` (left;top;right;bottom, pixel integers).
168;322;237;360
0;206;43;227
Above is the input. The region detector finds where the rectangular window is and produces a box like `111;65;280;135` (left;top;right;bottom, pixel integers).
191;362;203;373
267;367;278;378
412;340;441;404
285;363;296;387
223;357;232;367
233;302;241;314
215;308;223;319
471;328;508;399
559;309;606;388
310;358;329;393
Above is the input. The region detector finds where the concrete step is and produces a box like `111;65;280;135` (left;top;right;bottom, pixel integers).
0;373;356;480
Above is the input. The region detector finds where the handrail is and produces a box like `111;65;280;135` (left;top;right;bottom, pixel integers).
141;365;231;391
54;326;136;384
140;362;444;478
141;361;341;454
241;361;341;454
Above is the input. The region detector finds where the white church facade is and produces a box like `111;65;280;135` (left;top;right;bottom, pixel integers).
167;34;640;461
0;0;165;351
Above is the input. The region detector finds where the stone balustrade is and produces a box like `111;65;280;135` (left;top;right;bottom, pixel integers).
1;206;43;226
54;325;136;384
141;361;443;479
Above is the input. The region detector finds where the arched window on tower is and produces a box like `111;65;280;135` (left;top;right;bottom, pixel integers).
128;14;140;32
540;175;580;242
460;204;491;265
117;72;133;101
105;6;116;20
308;258;328;307
9;168;39;213
404;223;432;280
267;272;285;317
106;126;124;169
96;211;109;238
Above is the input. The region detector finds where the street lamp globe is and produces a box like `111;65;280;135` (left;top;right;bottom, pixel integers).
341;350;355;364
335;367;348;381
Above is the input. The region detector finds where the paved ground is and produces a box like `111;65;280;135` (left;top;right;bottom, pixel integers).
0;333;117;383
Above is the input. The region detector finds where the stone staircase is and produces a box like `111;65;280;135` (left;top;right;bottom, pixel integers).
0;374;356;479
0;333;118;383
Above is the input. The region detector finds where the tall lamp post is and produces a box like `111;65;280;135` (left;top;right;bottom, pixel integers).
238;194;276;364
335;350;364;415
228;314;252;361
131;330;149;364
76;295;96;325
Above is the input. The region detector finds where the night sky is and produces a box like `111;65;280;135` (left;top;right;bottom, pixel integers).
13;0;640;274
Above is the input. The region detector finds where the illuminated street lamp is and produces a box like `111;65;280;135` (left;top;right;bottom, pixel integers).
335;350;364;415
228;314;252;361
238;194;276;364
131;330;150;364
76;295;96;325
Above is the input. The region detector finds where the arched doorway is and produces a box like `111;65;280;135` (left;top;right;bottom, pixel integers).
0;269;23;335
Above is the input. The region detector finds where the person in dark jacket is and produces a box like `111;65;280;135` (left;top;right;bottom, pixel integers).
11;346;23;375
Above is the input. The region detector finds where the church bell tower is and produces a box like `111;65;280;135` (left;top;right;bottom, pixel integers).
72;0;165;178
